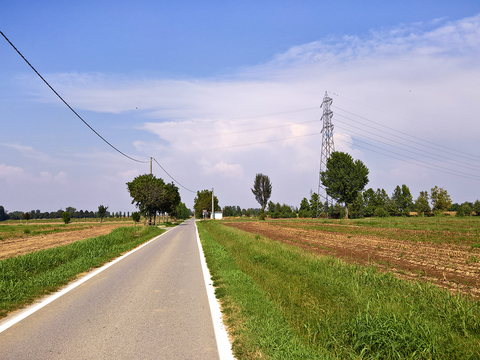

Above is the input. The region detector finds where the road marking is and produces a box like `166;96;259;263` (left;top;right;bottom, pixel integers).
0;228;173;334
195;222;235;360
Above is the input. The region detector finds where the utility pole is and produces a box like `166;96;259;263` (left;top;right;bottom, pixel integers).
150;157;152;175
317;92;335;217
211;188;214;219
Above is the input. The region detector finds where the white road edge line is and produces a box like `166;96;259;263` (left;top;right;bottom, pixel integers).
195;221;235;360
0;227;174;334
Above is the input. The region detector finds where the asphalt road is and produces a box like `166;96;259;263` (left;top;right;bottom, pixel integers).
0;219;221;359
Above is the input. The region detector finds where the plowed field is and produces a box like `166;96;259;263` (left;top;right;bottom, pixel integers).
0;223;130;260
225;221;480;298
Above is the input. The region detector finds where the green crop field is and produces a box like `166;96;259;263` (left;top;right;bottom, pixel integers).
198;220;480;359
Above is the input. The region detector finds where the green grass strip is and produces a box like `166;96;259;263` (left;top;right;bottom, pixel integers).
0;226;164;318
198;221;480;360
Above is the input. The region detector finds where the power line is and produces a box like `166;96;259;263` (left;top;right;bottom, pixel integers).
1;30;149;164
152;158;196;193
335;136;480;182
333;117;480;172
333;104;480;162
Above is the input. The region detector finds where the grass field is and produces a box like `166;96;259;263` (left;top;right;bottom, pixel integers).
0;226;164;319
197;220;480;359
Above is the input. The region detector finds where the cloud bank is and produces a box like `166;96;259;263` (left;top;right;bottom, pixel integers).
9;14;480;211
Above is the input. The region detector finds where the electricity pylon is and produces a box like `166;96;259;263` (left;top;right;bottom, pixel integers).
317;92;335;217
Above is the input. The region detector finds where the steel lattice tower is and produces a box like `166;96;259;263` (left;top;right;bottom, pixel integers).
317;92;335;217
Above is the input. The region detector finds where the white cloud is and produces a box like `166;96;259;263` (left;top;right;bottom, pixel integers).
14;14;480;207
202;160;244;178
0;164;26;183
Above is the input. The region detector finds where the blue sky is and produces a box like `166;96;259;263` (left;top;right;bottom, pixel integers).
1;1;480;214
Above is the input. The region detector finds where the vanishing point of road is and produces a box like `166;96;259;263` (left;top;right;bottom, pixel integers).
0;219;229;359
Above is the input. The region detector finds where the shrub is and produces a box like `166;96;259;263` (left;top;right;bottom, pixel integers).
62;211;71;224
460;202;472;216
473;200;480;216
374;207;389;218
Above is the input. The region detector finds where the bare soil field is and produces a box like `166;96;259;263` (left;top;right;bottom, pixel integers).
0;223;131;260
225;221;480;298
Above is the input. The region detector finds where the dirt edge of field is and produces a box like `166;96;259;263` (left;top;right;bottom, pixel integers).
0;224;131;260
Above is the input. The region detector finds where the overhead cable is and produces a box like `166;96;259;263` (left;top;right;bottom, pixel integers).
333;104;480;162
152;158;196;193
1;30;148;164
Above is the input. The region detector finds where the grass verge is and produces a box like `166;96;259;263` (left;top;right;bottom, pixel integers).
0;226;164;319
197;220;480;359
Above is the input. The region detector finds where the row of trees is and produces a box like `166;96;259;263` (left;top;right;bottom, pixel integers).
0;205;123;222
127;174;185;224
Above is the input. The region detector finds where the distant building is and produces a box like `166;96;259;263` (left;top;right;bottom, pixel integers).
214;211;223;220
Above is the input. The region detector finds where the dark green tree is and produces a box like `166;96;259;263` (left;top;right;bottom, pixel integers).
62;211;71;224
348;192;365;219
0;206;8;221
23;212;30;221
127;174;166;224
457;202;472;217
473;200;480;216
298;197;311;218
251;173;272;219
320;151;369;219
414;191;430;216
162;182;181;218
267;201;276;215
98;205;108;223
176;202;191;220
132;211;141;233
194;189;220;219
309;192;320;217
391;184;413;216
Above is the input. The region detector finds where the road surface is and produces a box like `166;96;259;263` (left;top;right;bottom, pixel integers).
0;219;222;359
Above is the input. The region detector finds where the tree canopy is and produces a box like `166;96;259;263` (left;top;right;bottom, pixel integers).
251;173;272;217
320;151;369;219
127;174;180;223
194;189;220;219
430;186;452;212
98;205;108;223
391;184;413;216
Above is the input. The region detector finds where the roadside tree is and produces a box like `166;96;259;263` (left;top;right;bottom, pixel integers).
194;189;220;219
127;174;166;224
251;173;272;220
320;151;369;219
176;202;191;219
162;182;181;220
132;211;141;233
